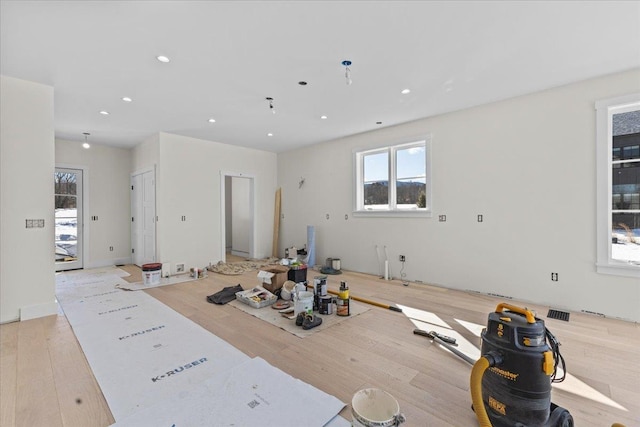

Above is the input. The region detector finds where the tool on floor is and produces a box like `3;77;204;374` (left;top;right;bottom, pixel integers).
416;302;574;427
327;288;402;313
413;329;458;345
413;329;477;365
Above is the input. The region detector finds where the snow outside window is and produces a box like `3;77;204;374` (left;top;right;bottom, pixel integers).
595;94;640;277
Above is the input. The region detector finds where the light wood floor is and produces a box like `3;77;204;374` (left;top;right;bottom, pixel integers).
1;265;639;426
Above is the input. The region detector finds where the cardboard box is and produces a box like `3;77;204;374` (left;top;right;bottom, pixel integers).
236;286;277;309
257;265;290;293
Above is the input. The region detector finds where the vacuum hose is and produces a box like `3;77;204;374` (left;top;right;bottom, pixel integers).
470;352;503;427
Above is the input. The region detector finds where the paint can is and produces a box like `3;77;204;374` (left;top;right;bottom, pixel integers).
319;296;333;315
351;388;406;427
314;276;327;296
336;297;350;316
142;263;162;285
293;291;314;316
311;276;327;311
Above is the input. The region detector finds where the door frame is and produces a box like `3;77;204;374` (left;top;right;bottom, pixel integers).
55;164;88;271
220;171;256;262
131;166;157;266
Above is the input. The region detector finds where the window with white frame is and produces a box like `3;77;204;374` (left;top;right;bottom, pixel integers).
354;138;431;216
596;94;640;277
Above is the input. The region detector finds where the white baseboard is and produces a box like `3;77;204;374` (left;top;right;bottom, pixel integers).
20;300;58;321
86;257;132;269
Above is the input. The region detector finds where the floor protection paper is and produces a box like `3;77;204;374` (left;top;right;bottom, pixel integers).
111;357;346;427
56;267;347;425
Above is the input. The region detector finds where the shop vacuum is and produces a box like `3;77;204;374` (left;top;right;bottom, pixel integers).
415;302;574;426
469;303;573;427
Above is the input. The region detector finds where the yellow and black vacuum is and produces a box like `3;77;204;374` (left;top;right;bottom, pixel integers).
470;303;572;427
415;302;574;426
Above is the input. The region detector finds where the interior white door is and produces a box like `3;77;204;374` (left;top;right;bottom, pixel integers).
131;169;156;266
55;168;83;271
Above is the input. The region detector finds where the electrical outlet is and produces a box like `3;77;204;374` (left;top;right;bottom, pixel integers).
477;214;483;222
176;263;185;273
109;246;114;252
551;272;558;281
439;215;447;222
399;255;406;262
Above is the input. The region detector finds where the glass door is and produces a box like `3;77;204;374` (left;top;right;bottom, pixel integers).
55;168;83;271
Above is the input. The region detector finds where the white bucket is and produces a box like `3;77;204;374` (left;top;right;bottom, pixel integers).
142;269;161;285
351;388;406;427
281;280;296;301
293;291;314;316
142;263;162;286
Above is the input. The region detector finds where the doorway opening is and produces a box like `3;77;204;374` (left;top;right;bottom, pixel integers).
55;167;83;271
221;172;256;262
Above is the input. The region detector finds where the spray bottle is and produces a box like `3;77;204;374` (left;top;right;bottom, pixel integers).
337;281;350;316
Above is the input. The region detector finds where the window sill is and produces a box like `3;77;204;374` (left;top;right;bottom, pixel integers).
596;262;640;278
352;209;432;218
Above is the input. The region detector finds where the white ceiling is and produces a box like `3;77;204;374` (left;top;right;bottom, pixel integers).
2;1;639;153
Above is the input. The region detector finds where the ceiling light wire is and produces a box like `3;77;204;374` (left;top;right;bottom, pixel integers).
266;97;276;114
342;60;352;85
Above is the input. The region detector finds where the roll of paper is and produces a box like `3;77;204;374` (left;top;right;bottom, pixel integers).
307;225;316;267
384;260;389;280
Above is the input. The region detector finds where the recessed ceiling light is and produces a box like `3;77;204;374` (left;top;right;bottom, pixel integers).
401;89;411;95
122;97;132;102
156;55;170;63
298;81;308;86
320;115;328;120
267;133;273;137
208;118;216;123
376;121;382;125
99;110;110;115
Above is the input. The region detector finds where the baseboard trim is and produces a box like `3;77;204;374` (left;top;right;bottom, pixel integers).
20;300;58;321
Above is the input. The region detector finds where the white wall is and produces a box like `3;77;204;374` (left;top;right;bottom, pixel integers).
133;132;277;269
278;69;640;322
0;75;56;323
55;139;132;268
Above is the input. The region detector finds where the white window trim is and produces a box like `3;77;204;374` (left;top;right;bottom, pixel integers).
353;136;432;218
595;93;640;278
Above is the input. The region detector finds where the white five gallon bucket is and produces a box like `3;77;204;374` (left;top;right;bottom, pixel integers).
293;291;314;316
351;388;406;427
142;263;162;286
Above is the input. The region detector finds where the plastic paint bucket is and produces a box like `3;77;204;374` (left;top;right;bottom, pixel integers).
293;291;314;316
142;263;162;285
281;280;296;301
351;388;406;427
